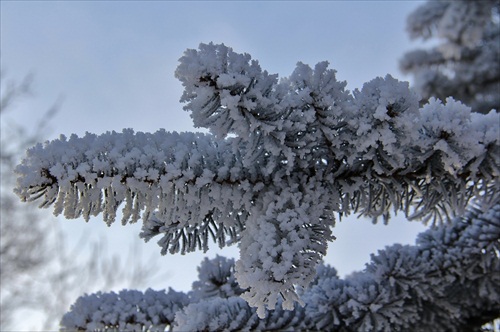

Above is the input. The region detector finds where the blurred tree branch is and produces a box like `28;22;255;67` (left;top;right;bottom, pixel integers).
0;73;163;331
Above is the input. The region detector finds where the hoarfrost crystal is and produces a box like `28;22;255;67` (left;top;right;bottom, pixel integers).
14;42;500;319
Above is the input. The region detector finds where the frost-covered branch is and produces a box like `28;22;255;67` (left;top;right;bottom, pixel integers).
303;202;500;332
190;203;500;331
15;43;500;316
61;203;500;331
60;288;189;332
190;255;245;299
15;47;500;226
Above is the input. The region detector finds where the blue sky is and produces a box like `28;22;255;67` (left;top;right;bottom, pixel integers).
1;0;429;326
2;1;427;137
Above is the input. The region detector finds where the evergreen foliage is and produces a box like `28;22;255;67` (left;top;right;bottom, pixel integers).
60;204;500;331
400;0;500;114
12;3;500;327
14;42;499;327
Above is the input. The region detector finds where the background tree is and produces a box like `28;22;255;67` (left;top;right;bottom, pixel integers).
400;0;500;114
1;73;50;329
14;43;499;330
0;73;162;331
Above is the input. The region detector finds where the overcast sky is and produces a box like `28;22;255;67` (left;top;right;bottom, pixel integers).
1;0;429;326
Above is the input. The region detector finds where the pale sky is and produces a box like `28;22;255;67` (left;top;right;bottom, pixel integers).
1;1;429;329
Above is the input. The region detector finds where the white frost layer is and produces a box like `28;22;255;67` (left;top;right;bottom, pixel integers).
15;42;500;318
